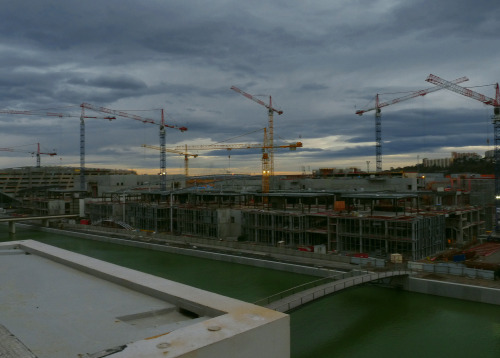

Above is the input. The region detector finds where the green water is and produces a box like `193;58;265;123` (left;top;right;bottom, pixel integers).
3;225;500;358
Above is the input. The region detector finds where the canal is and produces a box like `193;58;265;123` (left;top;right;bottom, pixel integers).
2;225;500;358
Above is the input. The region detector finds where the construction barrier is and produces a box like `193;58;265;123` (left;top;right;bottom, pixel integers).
408;261;495;280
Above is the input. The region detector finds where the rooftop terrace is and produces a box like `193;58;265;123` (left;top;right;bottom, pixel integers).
0;240;289;358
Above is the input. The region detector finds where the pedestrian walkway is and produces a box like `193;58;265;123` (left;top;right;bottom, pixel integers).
261;270;411;312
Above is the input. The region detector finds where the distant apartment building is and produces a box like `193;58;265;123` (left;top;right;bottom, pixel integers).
0;166;138;195
485;149;495;159
422;151;481;168
422;157;453;168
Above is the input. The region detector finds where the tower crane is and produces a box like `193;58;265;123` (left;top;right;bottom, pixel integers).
230;86;283;190
175;129;302;193
80;103;187;192
425;73;500;232
356;76;469;172
0;143;56;167
141;144;198;177
0;108;116;189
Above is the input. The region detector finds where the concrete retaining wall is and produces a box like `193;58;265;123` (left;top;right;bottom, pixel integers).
35;226;500;306
407;277;500;306
61;223;353;265
40;227;342;278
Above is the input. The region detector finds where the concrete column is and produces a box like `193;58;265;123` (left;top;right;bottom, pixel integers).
8;221;15;234
359;218;363;252
337;221;342;252
271;214;275;246
458;212;464;245
327;217;331;252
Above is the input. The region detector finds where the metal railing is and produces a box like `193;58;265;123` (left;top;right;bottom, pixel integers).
257;270;411;312
254;270;371;306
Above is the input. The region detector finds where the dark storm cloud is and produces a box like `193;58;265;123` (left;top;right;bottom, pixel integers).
0;0;498;172
68;75;147;91
299;84;330;92
390;0;499;39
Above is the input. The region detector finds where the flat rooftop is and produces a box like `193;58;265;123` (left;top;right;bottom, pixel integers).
0;240;289;358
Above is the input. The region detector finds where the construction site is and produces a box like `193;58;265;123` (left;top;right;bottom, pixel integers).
0;164;491;262
1;78;499;265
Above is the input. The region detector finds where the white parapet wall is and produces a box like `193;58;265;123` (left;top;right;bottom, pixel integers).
0;240;290;358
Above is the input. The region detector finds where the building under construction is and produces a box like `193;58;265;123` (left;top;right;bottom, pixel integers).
79;183;487;261
1;167;491;261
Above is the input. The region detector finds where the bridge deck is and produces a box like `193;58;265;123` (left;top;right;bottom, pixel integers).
0;214;78;223
265;270;411;312
0;214;79;233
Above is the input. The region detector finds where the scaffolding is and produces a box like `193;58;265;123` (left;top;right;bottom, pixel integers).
241;210;307;246
67;188;488;259
127;203;172;233
176;207;219;237
332;215;446;260
241;209;449;260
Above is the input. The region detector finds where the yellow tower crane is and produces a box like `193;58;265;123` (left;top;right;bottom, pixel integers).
174;128;302;193
141;144;198;177
230;86;283;190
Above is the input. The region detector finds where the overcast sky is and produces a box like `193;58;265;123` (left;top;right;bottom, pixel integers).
0;0;499;175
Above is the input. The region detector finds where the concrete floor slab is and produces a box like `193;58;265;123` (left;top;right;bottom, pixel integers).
0;240;290;358
0;244;209;357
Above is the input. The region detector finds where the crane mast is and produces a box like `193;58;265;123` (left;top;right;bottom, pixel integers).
160;110;167;184
356;76;468;172
262;127;270;193
79;106;118;191
426;74;500;232
35;142;57;168
230;86;283;192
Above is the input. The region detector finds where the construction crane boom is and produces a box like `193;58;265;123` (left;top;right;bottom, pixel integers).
80;103;187;131
356;76;469;172
175;142;302;150
142;144;198;177
0;108;116;120
230;86;283;115
355;76;469;115
425;73;500;232
82;103;188;192
425;74;499;106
